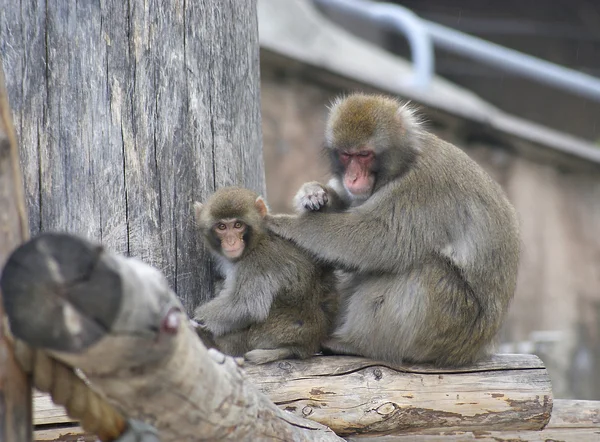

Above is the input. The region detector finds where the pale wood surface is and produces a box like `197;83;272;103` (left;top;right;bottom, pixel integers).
33;391;74;426
4;233;341;442
245;354;552;435
0;58;33;442
34;353;553;437
33;390;600;441
0;0;265;313
346;429;600;442
547;399;600;428
33;409;600;442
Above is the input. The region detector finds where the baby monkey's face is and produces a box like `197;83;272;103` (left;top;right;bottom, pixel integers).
213;218;246;259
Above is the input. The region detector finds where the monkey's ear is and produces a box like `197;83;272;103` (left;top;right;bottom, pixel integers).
193;201;204;220
255;197;269;218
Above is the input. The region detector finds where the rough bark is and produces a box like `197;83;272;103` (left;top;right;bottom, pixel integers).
0;0;265;313
0;57;32;442
34;353;554;437
245;354;553;435
344;400;600;441
1;233;342;442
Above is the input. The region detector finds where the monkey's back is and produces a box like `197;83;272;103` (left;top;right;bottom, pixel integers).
257;232;334;303
418;132;520;292
345;132;520;366
387;131;520;288
248;233;336;355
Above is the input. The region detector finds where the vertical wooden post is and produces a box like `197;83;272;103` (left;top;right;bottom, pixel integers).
0;0;265;313
0;58;32;442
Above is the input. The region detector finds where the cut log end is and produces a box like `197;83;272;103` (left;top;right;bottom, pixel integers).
1;233;122;352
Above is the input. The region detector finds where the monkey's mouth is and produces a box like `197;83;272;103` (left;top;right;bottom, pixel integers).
344;175;375;197
345;184;373;201
223;246;244;259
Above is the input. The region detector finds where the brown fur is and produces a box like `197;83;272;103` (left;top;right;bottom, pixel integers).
193;187;337;364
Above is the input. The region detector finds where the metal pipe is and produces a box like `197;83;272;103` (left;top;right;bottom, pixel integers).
425;20;600;101
314;0;434;90
314;0;600;102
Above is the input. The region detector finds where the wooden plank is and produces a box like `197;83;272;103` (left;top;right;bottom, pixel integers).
0;0;265;315
251;353;546;375
32;378;600;440
32;425;600;442
33;391;74;427
33;401;600;442
34;353;553;437
34;426;95;442
344;398;600;440
244;355;552;436
0;57;32;442
346;429;600;441
547;399;600;428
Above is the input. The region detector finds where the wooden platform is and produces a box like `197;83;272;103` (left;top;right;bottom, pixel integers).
33;395;600;441
33;354;600;442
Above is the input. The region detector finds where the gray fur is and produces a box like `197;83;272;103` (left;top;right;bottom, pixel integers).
268;95;520;367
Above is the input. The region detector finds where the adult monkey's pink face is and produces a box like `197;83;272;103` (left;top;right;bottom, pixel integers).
338;149;376;197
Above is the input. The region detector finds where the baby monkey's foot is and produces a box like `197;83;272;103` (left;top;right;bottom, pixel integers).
244;348;295;365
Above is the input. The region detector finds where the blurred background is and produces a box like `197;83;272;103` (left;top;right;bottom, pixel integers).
257;0;600;399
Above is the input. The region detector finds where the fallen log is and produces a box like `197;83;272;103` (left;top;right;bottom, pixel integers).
33;398;600;442
33;353;553;438
246;353;552;435
345;400;600;442
1;233;342;442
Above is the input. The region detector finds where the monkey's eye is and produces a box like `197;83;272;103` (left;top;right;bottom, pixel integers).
217;223;226;231
357;151;372;157
234;221;243;229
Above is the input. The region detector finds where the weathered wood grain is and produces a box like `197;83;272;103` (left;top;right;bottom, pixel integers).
34;426;95;442
547;399;600;428
32;400;600;442
33;353;553;434
0;0;264;313
3;233;342;442
31;347;553;437
33;391;73;427
347;429;600;442
0;57;32;442
344;399;600;441
243;355;552;436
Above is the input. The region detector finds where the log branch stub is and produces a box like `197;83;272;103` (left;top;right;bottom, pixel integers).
1;233;121;353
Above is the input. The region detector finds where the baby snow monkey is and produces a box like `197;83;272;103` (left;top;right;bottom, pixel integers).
193;187;336;364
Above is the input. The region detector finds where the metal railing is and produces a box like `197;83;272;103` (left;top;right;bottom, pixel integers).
314;0;600;101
